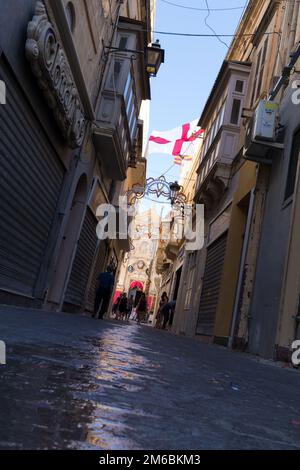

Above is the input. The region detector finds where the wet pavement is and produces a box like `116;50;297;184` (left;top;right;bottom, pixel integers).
0;306;300;450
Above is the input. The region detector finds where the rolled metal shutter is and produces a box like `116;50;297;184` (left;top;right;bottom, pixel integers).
196;232;228;336
85;241;108;312
64;208;98;308
0;60;64;297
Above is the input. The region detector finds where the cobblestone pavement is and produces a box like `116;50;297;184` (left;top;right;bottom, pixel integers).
0;306;300;450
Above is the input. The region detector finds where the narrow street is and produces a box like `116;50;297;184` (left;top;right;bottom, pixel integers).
0;307;300;451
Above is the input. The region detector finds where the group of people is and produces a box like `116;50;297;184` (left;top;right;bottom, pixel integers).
112;293;133;322
92;266;176;329
112;293;148;324
155;292;176;330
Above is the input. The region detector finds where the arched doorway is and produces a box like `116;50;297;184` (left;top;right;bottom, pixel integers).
46;174;88;310
129;281;144;307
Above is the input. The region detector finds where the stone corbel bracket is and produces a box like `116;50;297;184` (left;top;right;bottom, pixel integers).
25;1;86;149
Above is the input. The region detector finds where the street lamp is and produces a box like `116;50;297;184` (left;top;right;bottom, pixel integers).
103;39;165;77
169;181;182;205
146;40;165;77
126;176;186;207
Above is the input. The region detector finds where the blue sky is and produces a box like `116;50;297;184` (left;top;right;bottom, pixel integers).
144;0;247;192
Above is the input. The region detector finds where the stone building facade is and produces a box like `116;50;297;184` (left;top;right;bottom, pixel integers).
169;1;300;362
170;0;300;361
0;0;158;314
115;208;161;318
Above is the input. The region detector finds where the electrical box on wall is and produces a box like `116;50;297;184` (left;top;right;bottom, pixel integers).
244;100;283;164
252;100;278;141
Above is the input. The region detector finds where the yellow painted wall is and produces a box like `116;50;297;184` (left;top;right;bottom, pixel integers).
214;161;257;339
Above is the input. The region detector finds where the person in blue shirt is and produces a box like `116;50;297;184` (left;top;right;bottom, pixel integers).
161;300;176;330
93;265;115;319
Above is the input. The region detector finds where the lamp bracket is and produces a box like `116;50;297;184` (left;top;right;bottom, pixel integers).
103;46;144;62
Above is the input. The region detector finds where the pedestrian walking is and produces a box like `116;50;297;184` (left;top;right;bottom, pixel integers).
126;295;134;322
93;266;115;319
118;293;128;321
155;292;169;329
136;293;148;325
161;300;176;330
112;296;121;319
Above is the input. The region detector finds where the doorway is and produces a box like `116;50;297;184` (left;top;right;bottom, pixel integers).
46;174;88;309
173;266;182;301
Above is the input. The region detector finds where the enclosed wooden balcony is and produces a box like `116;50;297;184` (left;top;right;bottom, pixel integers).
93;91;131;181
195;61;251;210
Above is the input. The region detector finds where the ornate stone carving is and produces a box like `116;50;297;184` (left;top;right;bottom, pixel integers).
25;1;86;148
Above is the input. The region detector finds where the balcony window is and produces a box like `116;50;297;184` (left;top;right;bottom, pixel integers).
230;98;241;125
205;160;209;177
200;169;204;184
124;73;131;98
119;36;129;50
202;100;226;159
108;59;123;89
219;102;226;126
203;137;208;156
214;140;220;161
124;73;138;142
235;80;244;93
125;88;134;112
128;101;135;126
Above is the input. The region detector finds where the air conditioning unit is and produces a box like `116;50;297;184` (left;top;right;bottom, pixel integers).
244;100;283;164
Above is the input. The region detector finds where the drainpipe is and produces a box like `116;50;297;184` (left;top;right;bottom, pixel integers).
286;0;300;62
228;189;255;349
295;5;300;44
280;0;295;64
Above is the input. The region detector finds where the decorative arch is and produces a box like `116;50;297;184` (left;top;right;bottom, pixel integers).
130;281;144;291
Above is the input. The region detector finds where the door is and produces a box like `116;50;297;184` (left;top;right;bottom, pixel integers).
173;267;182;301
64;208;98;311
0;58;64;298
85;240;109;312
196;232;228;336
